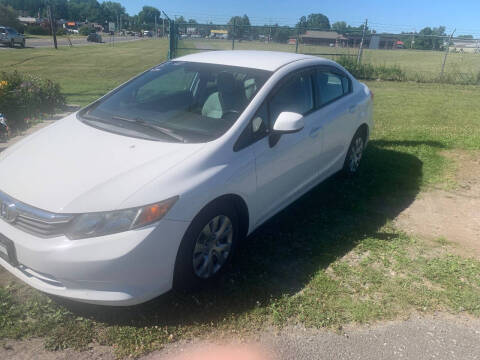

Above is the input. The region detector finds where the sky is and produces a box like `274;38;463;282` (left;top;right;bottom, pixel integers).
109;0;480;36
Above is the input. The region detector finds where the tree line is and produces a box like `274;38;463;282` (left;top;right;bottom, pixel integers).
1;1;472;50
1;0;162;31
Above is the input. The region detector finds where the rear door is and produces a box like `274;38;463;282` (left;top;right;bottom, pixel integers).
312;67;357;175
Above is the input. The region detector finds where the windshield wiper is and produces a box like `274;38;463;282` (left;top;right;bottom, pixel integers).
111;116;185;143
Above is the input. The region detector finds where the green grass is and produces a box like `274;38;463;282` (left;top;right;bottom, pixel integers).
0;39;168;105
1;44;480;357
180;39;480;81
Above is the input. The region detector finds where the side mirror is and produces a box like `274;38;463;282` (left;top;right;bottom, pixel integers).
272;112;304;134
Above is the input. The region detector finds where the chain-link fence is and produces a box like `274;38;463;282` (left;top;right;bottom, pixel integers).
167;22;480;84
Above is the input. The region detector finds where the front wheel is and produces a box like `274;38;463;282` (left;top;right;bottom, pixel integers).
173;201;239;291
343;128;367;176
20;39;25;48
10;39;15;48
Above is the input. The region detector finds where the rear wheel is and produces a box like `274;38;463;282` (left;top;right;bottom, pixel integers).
20;39;25;48
173;201;239;291
343;127;367;176
9;39;14;48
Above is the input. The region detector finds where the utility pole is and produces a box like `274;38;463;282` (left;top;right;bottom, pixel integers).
295;27;299;53
47;3;57;49
232;18;236;50
441;29;456;78
357;18;368;64
155;14;157;38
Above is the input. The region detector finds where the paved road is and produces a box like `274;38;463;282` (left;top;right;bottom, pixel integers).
261;314;480;360
142;314;480;360
1;313;479;359
0;35;145;50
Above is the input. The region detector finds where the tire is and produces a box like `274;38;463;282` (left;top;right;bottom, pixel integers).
343;127;367;176
10;39;14;48
173;200;239;291
21;40;25;48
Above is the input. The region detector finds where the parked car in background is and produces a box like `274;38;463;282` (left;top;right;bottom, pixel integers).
143;30;153;37
86;32;102;43
0;51;373;306
0;26;25;48
0;113;9;142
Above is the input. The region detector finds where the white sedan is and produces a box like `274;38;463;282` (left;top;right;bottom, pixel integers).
0;51;373;305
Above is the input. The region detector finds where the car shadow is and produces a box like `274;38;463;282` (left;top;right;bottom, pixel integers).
54;140;444;327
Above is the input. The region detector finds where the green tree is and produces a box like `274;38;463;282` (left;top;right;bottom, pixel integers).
271;25;292;43
67;0;103;22
414;26;446;50
101;1;126;23
175;16;186;24
0;0;44;16
0;4;23;30
138;5;160;25
227;14;250;39
296;13;330;33
332;21;348;34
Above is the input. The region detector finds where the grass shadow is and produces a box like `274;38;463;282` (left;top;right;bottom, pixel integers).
55;140;426;328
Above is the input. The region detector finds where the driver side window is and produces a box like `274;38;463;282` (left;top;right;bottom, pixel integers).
269;72;313;123
136;67;196;103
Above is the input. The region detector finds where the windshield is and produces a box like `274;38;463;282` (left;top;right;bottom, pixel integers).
79;61;271;143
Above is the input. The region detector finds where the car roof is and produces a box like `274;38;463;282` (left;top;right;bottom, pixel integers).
174;50;321;72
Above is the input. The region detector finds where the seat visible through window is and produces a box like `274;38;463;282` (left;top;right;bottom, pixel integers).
316;71;347;106
202;72;247;119
269;73;313;122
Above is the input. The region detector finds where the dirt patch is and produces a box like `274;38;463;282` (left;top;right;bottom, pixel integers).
395;150;480;257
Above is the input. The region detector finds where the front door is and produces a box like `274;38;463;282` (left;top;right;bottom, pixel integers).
252;70;324;225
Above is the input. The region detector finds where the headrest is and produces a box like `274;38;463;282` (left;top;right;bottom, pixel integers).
217;72;236;94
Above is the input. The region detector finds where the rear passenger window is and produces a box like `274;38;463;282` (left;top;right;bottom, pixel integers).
269;72;313;122
315;70;350;107
341;76;350;94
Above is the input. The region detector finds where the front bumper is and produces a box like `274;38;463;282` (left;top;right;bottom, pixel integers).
0;217;189;306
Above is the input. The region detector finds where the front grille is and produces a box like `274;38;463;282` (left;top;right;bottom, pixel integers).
0;190;73;238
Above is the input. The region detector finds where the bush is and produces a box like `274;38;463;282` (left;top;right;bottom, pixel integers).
79;25;91;36
337;56;406;81
0;71;65;131
56;28;67;36
25;25;50;36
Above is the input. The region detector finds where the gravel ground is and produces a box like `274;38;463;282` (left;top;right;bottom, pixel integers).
2;314;478;360
261;314;480;360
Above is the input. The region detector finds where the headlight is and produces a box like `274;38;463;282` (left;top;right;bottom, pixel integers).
66;196;178;240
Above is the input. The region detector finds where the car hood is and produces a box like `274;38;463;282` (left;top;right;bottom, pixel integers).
0;114;205;213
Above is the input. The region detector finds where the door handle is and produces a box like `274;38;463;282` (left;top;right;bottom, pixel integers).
349;105;357;113
309;126;322;138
